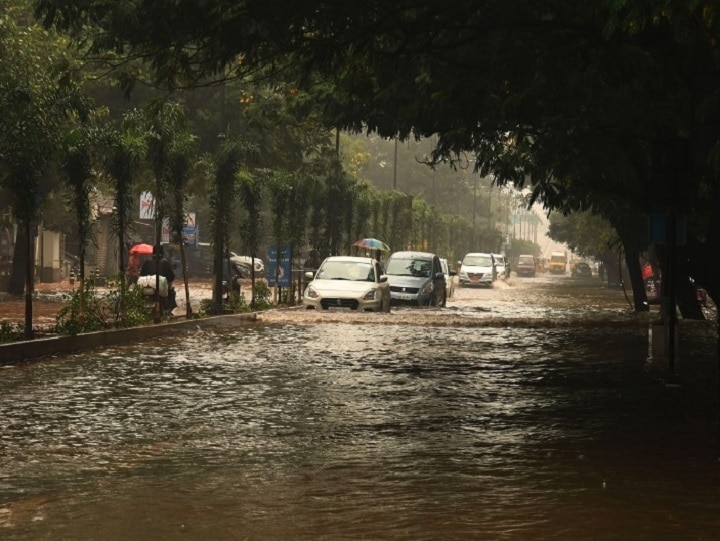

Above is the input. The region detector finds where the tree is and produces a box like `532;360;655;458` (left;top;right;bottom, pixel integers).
0;1;87;337
236;170;264;306
167;127;197;319
144;100;190;321
207;138;243;313
103;108;148;317
59;118;96;321
34;0;720;313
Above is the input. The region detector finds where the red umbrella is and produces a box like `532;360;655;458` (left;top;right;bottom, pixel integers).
129;243;154;255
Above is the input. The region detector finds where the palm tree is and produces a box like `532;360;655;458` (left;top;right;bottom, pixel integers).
103;109;148;318
59;121;96;321
167;129;197;318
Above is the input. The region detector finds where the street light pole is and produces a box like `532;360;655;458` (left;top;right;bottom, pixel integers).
393;138;398;190
472;175;477;248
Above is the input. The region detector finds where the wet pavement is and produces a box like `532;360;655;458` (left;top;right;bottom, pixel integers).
0;273;719;540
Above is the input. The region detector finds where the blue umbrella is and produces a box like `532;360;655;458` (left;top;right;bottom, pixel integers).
352;238;391;251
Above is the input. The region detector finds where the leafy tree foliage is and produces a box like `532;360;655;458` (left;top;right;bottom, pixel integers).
0;0;88;336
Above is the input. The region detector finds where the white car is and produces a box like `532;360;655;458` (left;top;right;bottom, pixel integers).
303;256;391;312
440;258;456;299
229;253;265;277
492;253;507;279
458;252;496;287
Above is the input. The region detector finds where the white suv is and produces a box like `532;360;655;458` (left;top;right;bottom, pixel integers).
459;252;496;287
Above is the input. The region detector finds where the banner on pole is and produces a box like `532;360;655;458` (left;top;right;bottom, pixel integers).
267;245;292;287
139;192;155;219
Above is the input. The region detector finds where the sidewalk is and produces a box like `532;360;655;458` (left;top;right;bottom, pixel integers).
0;278;226;328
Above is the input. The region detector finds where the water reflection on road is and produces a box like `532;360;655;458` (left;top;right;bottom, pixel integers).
1;274;719;540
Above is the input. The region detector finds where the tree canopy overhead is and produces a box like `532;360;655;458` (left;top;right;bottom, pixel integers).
28;0;720;310
32;1;719;168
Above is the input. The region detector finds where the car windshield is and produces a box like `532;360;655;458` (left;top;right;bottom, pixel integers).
463;255;492;266
315;260;374;281
519;256;534;264
386;257;432;278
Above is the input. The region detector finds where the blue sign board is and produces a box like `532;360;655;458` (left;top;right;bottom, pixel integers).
648;214;686;245
267;245;292;287
182;226;197;246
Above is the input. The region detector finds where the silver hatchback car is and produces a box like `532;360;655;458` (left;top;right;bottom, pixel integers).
385;251;447;307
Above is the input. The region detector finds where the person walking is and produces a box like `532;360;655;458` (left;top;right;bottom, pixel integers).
140;246;177;312
127;253;140;285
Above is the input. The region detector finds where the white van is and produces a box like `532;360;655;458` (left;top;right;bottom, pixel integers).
458;252;496;287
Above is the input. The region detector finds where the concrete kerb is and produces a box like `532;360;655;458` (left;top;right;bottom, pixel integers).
0;312;260;365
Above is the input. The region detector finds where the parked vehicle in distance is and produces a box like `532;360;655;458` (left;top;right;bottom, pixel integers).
571;261;593;277
385;251;447;306
548;251;567;274
516;254;537;277
492;253;508;279
440;258;457;299
229;253;265;277
303;256;390;312
458;252;496;287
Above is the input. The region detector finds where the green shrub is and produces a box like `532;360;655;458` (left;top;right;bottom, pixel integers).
54;280;152;335
0;321;24;343
252;281;273;310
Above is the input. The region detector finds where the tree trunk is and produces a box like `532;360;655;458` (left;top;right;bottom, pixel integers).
23;220;34;340
675;246;705;320
179;240;192;319
623;244;649;312
7;228;28;296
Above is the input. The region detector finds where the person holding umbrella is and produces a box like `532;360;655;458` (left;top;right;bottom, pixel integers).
140;245;177;312
127;253;140;284
352;238;390;273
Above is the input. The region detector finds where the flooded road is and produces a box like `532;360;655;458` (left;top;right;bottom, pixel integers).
1;274;719;540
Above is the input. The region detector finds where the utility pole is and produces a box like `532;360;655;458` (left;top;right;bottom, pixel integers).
472;175;477;247
393;138;398;190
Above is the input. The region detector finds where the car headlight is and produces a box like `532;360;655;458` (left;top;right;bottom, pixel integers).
305;285;319;299
362;288;377;301
459;271;468;279
420;282;434;295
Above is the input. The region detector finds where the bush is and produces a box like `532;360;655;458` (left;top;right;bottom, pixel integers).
0;321;24;343
54;280;152;335
252;281;273;310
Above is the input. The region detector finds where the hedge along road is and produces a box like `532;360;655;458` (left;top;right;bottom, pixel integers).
1;272;719;540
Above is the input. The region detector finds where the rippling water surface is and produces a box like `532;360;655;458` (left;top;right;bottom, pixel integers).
1;276;719;540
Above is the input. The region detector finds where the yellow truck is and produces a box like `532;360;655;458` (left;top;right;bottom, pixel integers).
549;251;567;274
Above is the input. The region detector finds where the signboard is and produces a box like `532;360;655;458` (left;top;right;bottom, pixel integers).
648;214;686;245
161;217;170;244
182;211;197;246
267;245;292;287
159;212;198;245
140;191;155;219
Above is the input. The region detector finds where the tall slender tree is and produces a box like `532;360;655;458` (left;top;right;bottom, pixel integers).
104;108;148;317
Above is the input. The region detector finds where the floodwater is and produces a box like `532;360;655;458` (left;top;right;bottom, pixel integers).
1;274;719;540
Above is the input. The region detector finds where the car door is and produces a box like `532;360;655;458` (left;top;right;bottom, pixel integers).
372;259;390;310
432;256;446;303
